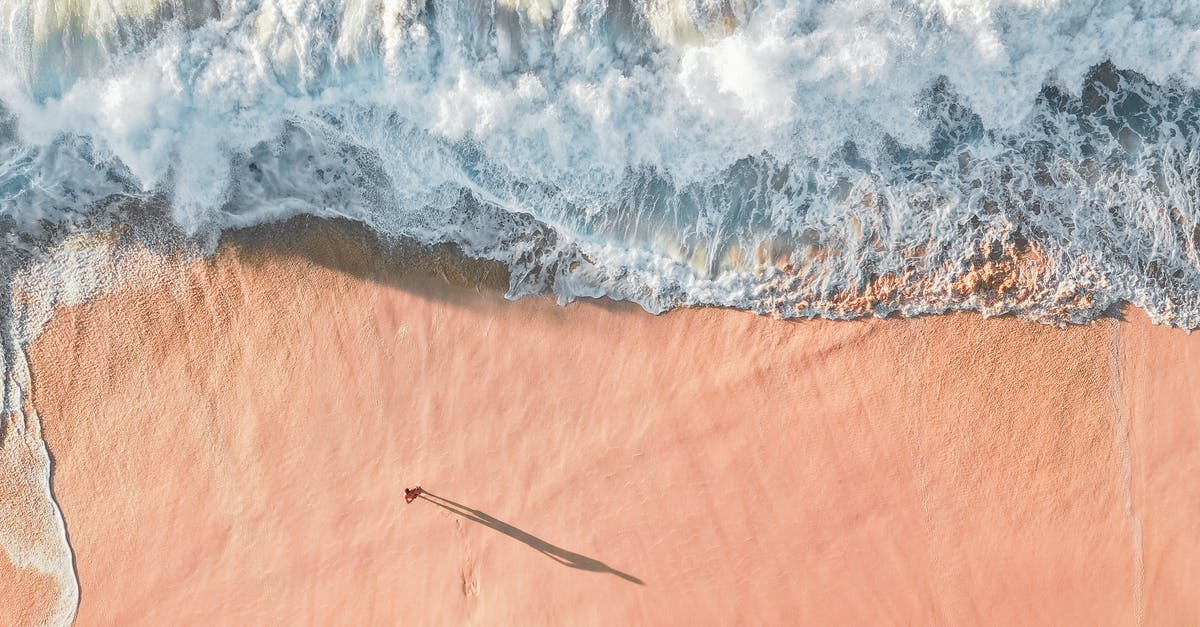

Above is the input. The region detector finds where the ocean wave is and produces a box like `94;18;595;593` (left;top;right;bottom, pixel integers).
2;0;1200;324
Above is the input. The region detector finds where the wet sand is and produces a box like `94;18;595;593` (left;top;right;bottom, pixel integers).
0;406;76;626
18;219;1200;624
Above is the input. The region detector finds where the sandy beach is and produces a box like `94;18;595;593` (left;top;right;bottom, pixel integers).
5;1;1200;624
10;218;1199;624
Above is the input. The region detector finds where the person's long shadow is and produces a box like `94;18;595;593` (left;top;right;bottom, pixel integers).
418;491;644;585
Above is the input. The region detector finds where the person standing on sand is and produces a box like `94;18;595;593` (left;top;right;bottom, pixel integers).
405;486;424;503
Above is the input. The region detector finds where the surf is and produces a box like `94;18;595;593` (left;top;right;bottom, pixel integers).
1;0;1200;324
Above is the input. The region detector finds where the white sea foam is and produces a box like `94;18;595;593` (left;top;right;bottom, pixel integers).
1;0;1200;323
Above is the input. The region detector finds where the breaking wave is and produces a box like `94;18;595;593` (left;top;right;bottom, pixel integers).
3;0;1200;324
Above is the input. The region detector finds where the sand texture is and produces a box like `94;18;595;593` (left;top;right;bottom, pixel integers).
11;220;1200;624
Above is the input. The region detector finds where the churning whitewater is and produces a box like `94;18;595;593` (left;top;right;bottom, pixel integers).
3;0;1200;324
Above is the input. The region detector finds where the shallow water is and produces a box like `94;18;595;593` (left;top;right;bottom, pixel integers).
2;0;1200;323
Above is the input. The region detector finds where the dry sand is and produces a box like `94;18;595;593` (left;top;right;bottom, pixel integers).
10;219;1200;624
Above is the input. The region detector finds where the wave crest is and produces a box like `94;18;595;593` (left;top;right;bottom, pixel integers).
2;2;1200;324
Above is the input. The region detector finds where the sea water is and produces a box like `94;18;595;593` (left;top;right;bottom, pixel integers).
2;0;1200;324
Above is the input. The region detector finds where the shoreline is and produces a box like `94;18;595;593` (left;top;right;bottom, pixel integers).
3;215;1199;623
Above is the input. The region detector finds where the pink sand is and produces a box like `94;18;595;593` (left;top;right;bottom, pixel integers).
16;230;1200;624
